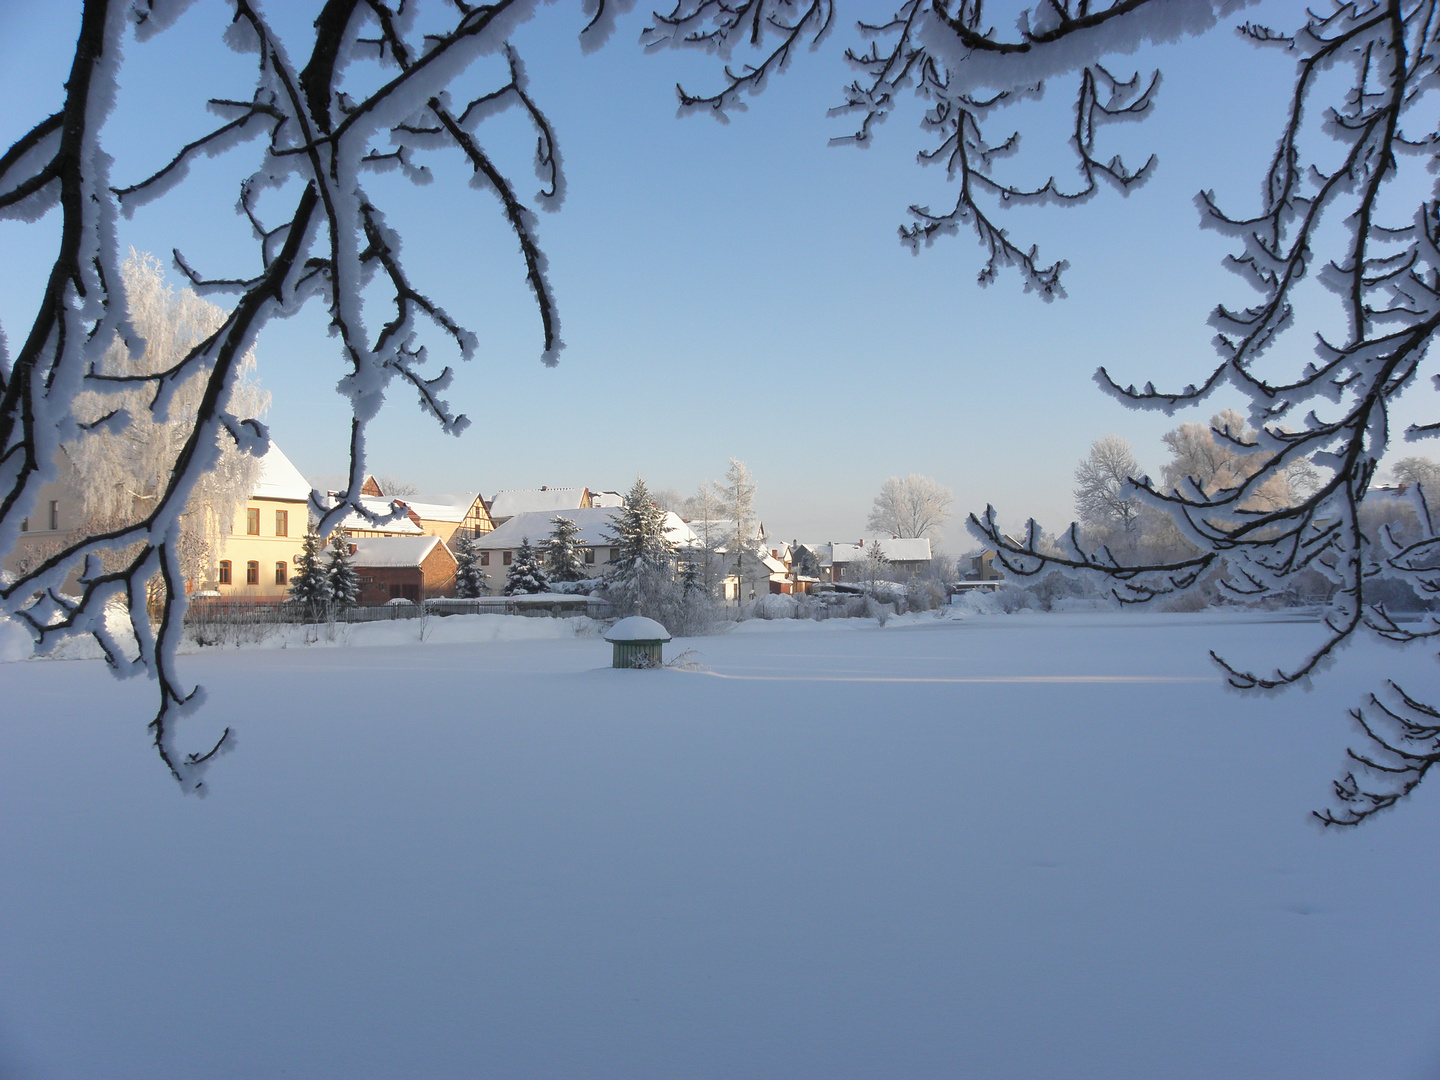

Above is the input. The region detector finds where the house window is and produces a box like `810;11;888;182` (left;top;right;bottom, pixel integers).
275;561;287;586
583;548;595;564
503;550;512;566
479;551;489;566
49;500;58;530
275;510;288;537
246;507;260;535
218;561;231;585
245;561;259;585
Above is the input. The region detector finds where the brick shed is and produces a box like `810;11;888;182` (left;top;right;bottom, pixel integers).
350;535;457;603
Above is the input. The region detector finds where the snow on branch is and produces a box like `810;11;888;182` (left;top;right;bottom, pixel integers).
0;0;577;789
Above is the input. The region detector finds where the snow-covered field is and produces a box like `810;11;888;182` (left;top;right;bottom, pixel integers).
2;610;1438;1079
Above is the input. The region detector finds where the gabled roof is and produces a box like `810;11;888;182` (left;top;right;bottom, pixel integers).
475;507;695;550
489;486;590;519
349;535;452;568
251;443;311;502
401;493;484;523
831;537;933;563
590;490;625;508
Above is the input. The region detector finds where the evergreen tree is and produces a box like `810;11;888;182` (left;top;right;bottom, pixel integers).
604;477;676;580
680;553;705;595
504;537;550;595
603;478;680;617
541;515;587;582
288;526;329;612
453;534;488;598
324;530;360;605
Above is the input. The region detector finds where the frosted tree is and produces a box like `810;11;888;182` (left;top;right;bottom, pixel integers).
867;474;954;541
288;527;329;613
377;477;419;500
1073;436;1143;543
324;532;359;607
453;534;488;599
503;537;549;596
1392;457;1440;491
65;250;269;593
541;515;586;582
858;541;891;591
683;483;725;596
0;1;601;787
714;459;758;550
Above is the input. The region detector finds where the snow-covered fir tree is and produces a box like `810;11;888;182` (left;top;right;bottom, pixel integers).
288;527;329;610
680;553;705;595
453;534;488;598
603;478;681;618
503;537;549;596
604;478;676;580
541;516;586;582
324;531;360;606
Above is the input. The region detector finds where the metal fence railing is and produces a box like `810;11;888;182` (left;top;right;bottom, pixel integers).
183;595;613;627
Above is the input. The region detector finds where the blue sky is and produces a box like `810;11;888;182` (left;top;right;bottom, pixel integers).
2;1;1428;550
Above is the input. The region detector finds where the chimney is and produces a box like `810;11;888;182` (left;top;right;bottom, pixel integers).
541;485;548;491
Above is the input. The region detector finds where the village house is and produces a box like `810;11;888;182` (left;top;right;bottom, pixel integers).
471;506;697;593
827;537;934;582
205;443;313;600
398;493;494;543
486;486;592;526
1;458;83;582
350;535;457;603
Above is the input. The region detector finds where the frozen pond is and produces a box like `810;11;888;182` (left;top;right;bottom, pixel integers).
2;610;1437;1078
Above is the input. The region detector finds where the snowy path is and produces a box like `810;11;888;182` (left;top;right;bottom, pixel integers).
1;612;1437;1078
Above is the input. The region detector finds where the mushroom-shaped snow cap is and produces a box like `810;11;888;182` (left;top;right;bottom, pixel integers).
604;616;671;643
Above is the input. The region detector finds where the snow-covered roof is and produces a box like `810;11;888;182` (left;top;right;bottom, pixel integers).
489;487;589;519
662;511;698;548
476;507;695;551
590;490;625;508
401;493;481;523
251;443;311;502
349;535;451;568
831;537;933;563
604;615;671;642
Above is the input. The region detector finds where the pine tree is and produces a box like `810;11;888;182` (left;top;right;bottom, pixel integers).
503;537;550;595
325;530;360;605
288;526;329;612
541;515;587;581
453;534;488;598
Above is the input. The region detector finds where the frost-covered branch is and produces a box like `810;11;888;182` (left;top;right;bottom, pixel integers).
0;0;578;788
956;1;1440;822
649;0;1215;295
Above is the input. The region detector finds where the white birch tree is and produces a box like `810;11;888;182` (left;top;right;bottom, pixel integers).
64;251;268;592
